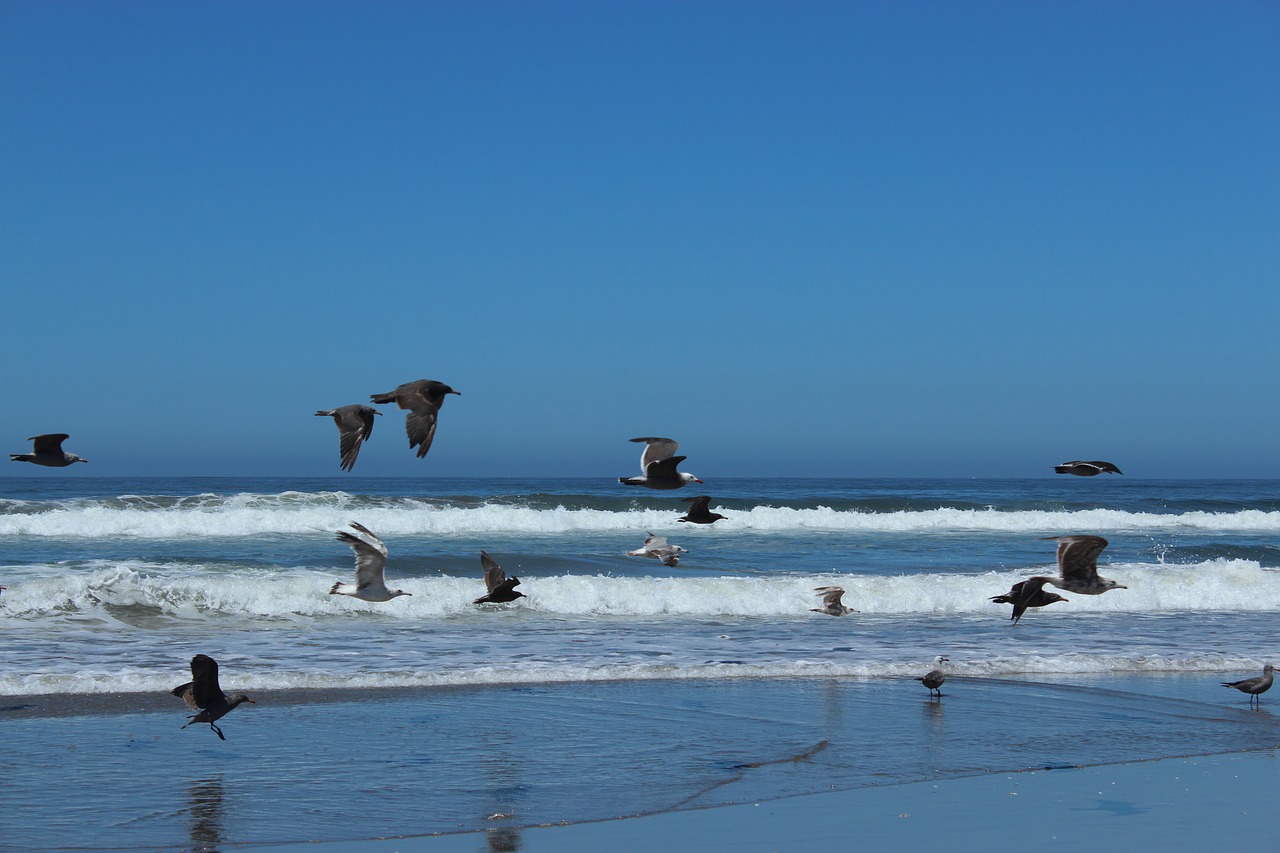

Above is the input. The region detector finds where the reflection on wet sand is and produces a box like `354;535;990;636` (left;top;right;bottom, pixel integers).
187;778;225;852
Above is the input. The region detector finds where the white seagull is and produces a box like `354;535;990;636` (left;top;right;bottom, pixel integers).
617;437;702;490
329;522;412;601
627;533;688;567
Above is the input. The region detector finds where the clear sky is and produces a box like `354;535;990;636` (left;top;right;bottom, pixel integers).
2;0;1277;479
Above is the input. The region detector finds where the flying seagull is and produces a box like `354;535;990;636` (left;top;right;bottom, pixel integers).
989;576;1067;624
1222;664;1276;707
314;405;380;472
677;495;726;525
919;656;949;698
627;533;688;567
329;522;412;602
811;586;855;616
9;434;87;467
617;437;702;490
1042;535;1127;595
369;379;460;459
171;654;254;741
1054;461;1123;476
474;551;524;604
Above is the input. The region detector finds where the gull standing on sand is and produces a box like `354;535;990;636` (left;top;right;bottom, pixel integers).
1222;665;1275;707
329;522;412;601
919;656;949;698
369;379;460;459
989;576;1067;624
617;437;702;490
1054;461;1123;476
9;434;87;467
1042;535;1127;595
677;495;727;524
314;405;380;472
474;551;524;604
171;654;255;741
811;586;855;616
627;533;688;567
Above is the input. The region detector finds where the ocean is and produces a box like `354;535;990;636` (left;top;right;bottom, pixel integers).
3;476;1279;849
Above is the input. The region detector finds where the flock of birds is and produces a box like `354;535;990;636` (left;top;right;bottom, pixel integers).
6;378;1275;737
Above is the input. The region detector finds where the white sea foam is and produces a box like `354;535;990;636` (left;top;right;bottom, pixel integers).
0;652;1270;696
3;558;1277;620
2;497;1279;538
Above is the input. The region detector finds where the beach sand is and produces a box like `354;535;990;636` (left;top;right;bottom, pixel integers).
4;672;1279;851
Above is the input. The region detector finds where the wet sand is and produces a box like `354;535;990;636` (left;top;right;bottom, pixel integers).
4;672;1279;851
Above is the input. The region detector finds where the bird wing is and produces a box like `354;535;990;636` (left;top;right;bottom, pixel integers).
682;495;711;512
189;654;225;709
815;587;846;607
631;437;678;470
480;551;506;592
31;434;69;454
405;409;440;457
644;455;687;479
1089;461;1123;474
1055;535;1108;581
171;681;199;710
643;535;669;548
337;523;389;589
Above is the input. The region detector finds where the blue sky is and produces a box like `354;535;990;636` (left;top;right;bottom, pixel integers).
2;1;1277;478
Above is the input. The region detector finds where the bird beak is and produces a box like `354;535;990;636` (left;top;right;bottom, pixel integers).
694;478;704;484
246;698;257;704
450;390;462;395
1117;584;1128;589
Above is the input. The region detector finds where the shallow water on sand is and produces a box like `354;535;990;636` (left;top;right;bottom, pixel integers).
3;674;1279;850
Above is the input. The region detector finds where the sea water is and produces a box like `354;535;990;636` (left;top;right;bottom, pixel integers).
2;477;1279;848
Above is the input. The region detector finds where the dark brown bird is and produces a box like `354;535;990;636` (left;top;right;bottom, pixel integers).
171;654;254;741
1054;460;1123;476
9;434;87;467
474;551;524;604
989;576;1067;624
369;379;460;459
314;405;380;472
1222;664;1276;707
677;495;727;524
919;655;949;697
1042;535;1126;595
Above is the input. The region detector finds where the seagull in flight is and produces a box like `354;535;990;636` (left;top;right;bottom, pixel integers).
171;654;254;741
9;434;87;467
811;586;855;616
1042;535;1127;595
314;405;380;472
329;522;412;602
618;437;702;490
369;379;460;459
474;551;525;604
1054;460;1123;476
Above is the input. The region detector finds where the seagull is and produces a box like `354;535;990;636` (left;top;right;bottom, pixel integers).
811;586;855;616
617;437;702;490
1042;535;1126;595
369;379;460;459
919;656;949;698
329;522;412;601
1222;665;1276;707
474;551;524;604
9;434;87;467
989;576;1067;624
1054;460;1123;476
171;654;254;741
627;533;688;567
677;495;726;524
314;405;380;472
